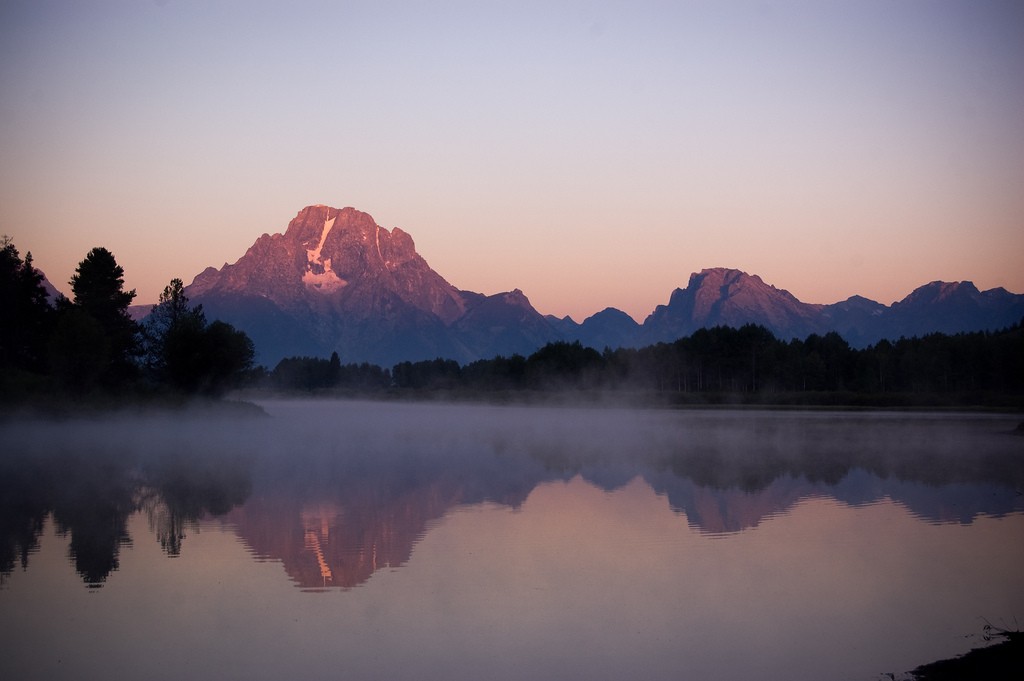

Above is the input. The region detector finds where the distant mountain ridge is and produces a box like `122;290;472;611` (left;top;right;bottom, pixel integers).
175;204;1023;367
557;269;1024;352
642;268;824;345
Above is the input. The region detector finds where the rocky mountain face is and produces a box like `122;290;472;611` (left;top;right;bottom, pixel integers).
631;268;1023;349
189;205;467;322
638;268;825;345
183;205;1023;367
184;205;561;366
884;280;1024;339
550;307;641;352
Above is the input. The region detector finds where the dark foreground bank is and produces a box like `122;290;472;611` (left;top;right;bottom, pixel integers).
888;630;1022;680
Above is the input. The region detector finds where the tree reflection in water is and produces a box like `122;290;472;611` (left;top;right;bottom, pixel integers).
139;447;252;557
1;404;1022;589
51;451;137;587
0;433;253;587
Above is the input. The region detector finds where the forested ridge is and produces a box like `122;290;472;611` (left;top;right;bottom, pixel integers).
263;322;1024;408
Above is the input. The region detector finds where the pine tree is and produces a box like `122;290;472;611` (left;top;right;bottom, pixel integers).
0;236;52;374
65;247;140;385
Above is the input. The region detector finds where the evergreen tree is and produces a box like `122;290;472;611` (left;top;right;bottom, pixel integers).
70;247;136;326
199;320;255;396
0;236;52;374
143;278;206;382
144;277;255;395
329;351;342;386
66;247;140;384
48;308;110;393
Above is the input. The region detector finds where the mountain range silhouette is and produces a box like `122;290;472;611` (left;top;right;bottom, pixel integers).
137;205;1023;367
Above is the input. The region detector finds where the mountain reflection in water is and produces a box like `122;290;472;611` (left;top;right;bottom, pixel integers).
2;401;1021;591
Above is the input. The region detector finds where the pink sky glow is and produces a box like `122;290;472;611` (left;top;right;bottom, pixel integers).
2;1;1022;322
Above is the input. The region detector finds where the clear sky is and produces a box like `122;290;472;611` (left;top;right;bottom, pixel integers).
2;0;1022;322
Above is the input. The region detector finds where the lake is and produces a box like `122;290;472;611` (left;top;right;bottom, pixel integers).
2;400;1022;681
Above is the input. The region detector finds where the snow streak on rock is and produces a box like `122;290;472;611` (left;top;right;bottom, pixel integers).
303;215;346;292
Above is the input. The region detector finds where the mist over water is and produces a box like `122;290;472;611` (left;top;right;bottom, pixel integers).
2;400;1023;680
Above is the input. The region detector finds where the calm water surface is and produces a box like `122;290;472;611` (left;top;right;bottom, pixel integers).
2;401;1022;681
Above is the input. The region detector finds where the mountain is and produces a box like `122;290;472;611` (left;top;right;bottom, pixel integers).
181;205;1023;367
815;282;1024;347
184;205;560;366
818;295;888;348
635;268;1024;349
37;270;63;304
638;268;825;345
551;308;642;350
452;288;562;359
886;280;1024;339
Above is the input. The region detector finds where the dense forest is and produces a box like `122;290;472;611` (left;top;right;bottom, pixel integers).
1;236;256;407
4;235;1022;409
264;322;1024;408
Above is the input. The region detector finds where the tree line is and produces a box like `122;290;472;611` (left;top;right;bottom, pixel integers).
1;236;255;405
6;234;1020;407
264;322;1023;407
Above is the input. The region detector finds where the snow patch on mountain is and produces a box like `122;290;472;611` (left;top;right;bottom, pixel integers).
303;215;346;292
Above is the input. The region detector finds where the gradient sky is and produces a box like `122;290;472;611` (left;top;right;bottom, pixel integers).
2;0;1022;322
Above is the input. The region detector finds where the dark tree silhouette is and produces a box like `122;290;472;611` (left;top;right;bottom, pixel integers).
392;358;462;389
525;341;604;389
47;308;110;392
144;278;255;396
144;279;204;351
0;236;52;376
143;278;207;385
63;247;140;386
200;320;256;396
